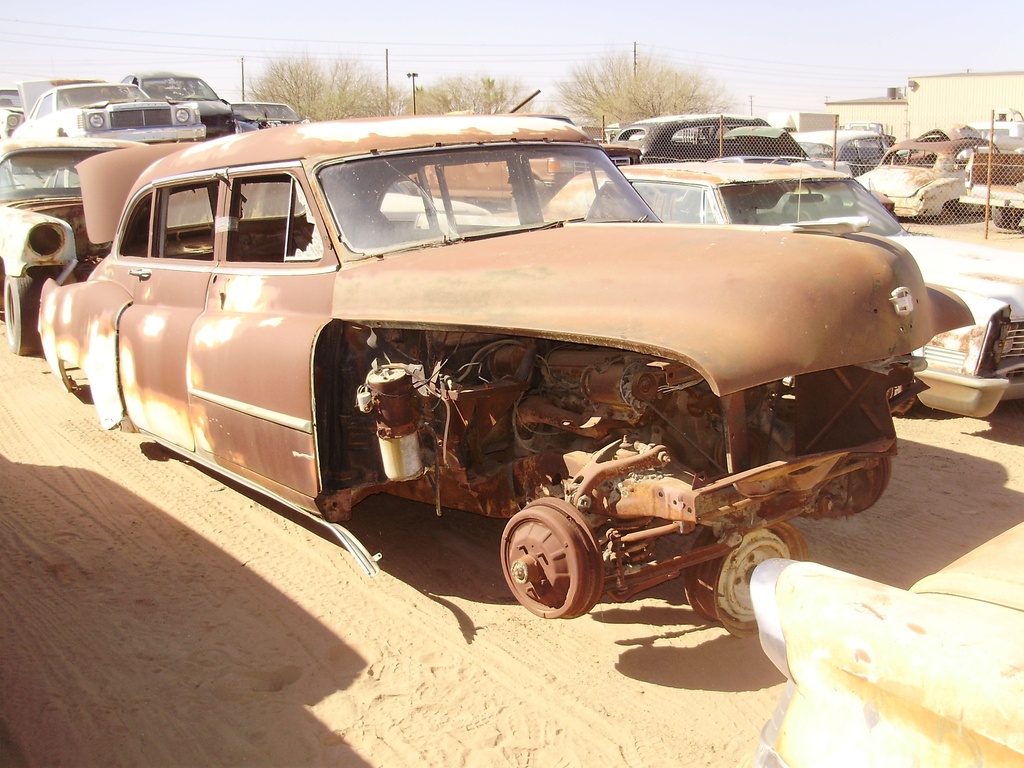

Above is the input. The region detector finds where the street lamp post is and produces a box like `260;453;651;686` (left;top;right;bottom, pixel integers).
407;72;418;115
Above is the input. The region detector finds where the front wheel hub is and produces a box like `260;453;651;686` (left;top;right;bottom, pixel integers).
500;499;605;619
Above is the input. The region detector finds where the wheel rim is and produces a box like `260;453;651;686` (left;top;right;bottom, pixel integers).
685;523;808;637
500;499;604;619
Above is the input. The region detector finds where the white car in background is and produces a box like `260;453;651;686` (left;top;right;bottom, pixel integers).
0;88;23;139
0;137;141;354
623;162;1024;418
14;81;204;144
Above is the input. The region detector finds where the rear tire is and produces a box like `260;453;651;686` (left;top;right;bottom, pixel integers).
4;275;43;356
992;207;1023;231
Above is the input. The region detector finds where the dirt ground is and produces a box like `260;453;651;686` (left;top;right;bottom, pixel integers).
1;234;1023;767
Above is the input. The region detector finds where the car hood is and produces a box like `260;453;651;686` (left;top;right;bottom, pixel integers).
858;167;947;197
894;234;1024;316
332;223;968;396
174;98;231;118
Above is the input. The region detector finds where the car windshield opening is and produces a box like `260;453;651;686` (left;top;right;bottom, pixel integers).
0;150;110;200
141;78;220;101
317;144;653;257
718;179;905;236
58;86;146;109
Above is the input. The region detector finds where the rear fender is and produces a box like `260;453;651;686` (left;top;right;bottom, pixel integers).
40;277;132;429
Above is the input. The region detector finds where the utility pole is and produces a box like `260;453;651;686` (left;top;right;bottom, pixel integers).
385;49;390;115
240;57;245;100
407;72;418;115
749;95;753;115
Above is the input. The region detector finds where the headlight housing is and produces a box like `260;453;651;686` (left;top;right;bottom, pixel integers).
174;108;192;124
87;112;106;129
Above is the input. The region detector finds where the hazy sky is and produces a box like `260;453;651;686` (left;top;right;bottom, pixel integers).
3;0;1022;119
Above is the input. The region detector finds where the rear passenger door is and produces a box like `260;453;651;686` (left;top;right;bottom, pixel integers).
116;178;220;451
187;169;338;498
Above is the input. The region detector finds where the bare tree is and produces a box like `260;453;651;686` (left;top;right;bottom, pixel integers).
250;54;395;120
558;52;731;127
415;75;526;115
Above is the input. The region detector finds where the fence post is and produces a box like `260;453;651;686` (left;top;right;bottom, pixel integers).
985;109;994;240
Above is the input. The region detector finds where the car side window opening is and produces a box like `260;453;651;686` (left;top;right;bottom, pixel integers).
227;174;322;263
35;93;54;119
119;192;154;258
157;181;218;261
630;182;716;224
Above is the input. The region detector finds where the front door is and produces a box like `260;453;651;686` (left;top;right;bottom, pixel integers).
186;171;336;498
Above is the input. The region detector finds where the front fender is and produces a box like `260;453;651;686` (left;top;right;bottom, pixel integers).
40;277;132;430
0;206;76;278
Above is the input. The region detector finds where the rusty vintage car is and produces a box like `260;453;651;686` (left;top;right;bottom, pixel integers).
0;137;140;354
39;116;968;631
750;520;1024;765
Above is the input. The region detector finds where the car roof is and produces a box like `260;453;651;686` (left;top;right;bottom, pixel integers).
622;113;760;127
133;114;595;187
886;137;985;154
128;71;205;80
0;136;142;155
78;115;596;244
791;129;888;144
52;82;137;92
621;161;849;185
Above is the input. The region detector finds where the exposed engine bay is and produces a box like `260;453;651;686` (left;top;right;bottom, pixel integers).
314;324;911;633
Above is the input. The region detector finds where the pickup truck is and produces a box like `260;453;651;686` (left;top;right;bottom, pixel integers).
960;149;1024;229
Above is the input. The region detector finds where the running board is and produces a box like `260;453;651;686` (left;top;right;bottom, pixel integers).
141;434;382;577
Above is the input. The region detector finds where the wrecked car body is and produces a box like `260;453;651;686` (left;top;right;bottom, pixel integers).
857;135;985;218
0;88;23;139
0;137;140;354
39;116;968;632
14;81;205;144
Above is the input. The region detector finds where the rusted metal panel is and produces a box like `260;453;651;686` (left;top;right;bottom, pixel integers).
39;276;133;428
188;271;337;497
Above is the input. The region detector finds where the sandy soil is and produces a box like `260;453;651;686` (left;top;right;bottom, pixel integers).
1;283;1023;767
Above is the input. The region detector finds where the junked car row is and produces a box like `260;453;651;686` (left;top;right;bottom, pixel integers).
0;113;1017;763
5;75;304;146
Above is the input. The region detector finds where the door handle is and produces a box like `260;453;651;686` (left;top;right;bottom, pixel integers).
128;268;152;281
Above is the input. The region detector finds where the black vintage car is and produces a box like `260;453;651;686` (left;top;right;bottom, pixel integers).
122;71;237;140
610;114;807;164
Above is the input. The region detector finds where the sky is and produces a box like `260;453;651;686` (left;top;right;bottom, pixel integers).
3;0;1022;121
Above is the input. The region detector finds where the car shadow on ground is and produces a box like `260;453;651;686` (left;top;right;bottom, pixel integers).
0;453;371;767
133;400;1023;695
